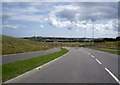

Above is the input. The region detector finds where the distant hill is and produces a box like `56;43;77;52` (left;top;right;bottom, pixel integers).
2;35;52;55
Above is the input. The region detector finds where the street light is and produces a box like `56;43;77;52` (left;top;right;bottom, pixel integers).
76;30;79;48
83;22;87;47
91;19;95;47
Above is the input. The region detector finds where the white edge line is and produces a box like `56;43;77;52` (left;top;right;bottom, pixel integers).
4;68;36;83
105;68;120;84
36;51;69;70
4;50;69;83
95;59;102;64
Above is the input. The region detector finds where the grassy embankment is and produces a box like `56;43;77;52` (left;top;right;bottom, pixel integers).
48;41;120;54
92;48;120;55
89;41;120;55
2;35;52;55
47;42;86;47
2;48;68;82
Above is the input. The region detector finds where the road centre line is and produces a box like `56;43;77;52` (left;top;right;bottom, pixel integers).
88;53;91;55
86;51;119;84
95;59;102;64
91;55;95;58
105;68;120;84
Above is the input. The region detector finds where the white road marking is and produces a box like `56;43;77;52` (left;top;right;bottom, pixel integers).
83;50;90;55
95;59;102;64
88;53;91;55
35;51;69;70
85;50;119;84
36;66;42;70
105;68;120;84
91;55;95;58
4;50;69;83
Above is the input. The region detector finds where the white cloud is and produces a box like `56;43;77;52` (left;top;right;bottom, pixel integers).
17;6;39;14
93;19;118;32
76;29;80;32
40;25;44;28
2;0;119;2
11;15;45;23
2;24;26;29
3;25;18;29
2;2;118;38
54;5;80;12
46;2;118;34
48;15;73;28
2;3;49;23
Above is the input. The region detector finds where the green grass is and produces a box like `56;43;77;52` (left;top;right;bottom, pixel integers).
2;35;52;55
2;48;68;82
0;64;2;84
91;48;120;55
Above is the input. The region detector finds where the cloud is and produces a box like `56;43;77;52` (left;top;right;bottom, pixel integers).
2;2;118;33
93;19;118;32
40;25;44;28
53;2;117;21
2;2;49;23
48;14;118;32
47;2;118;32
2;0;120;2
2;24;26;29
12;15;45;22
48;16;73;28
53;5;80;21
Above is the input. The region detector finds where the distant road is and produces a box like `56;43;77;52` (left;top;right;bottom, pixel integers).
2;47;60;64
5;47;119;83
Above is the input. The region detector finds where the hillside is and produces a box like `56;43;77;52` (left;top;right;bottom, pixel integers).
2;35;52;55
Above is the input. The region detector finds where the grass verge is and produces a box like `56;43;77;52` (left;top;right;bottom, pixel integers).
2;48;68;82
2;35;52;55
91;47;120;55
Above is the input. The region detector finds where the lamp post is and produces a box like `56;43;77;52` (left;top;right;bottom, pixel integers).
91;19;95;47
83;22;87;47
76;30;79;48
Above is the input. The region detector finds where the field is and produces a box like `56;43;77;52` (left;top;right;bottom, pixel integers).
92;48;120;55
47;41;119;49
93;41;119;49
2;35;52;55
47;41;119;54
2;48;68;82
47;42;86;47
1;35;119;55
90;41;120;54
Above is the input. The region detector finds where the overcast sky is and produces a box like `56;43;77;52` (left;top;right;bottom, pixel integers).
2;2;118;38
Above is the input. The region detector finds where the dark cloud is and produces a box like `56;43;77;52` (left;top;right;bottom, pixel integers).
54;2;118;22
56;9;78;21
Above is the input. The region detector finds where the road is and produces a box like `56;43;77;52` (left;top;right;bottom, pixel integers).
2;47;60;64
5;47;119;83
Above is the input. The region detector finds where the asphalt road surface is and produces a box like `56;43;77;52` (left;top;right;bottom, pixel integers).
2;47;60;64
5;47;119;83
